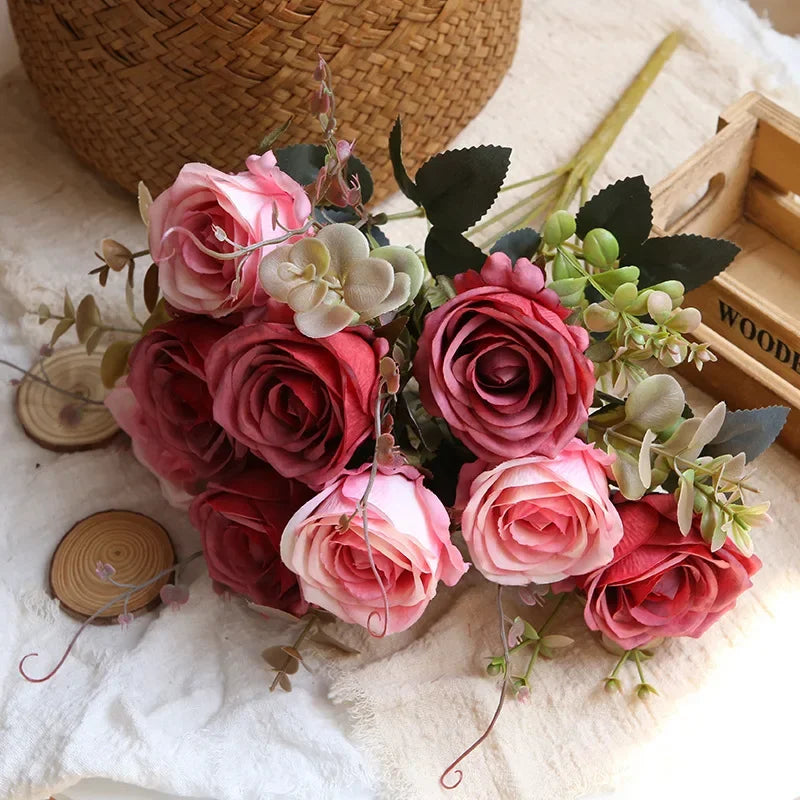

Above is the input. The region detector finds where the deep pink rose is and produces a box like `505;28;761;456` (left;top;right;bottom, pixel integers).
191;468;312;615
413;253;594;462
577;493;762;649
456;439;623;585
205;322;387;490
280;465;468;634
105;318;246;506
148;152;311;317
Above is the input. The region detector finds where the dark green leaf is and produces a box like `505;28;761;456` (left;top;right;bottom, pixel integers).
389;118;420;203
275;143;374;203
415;145;511;232
374;315;409;347
489;228;541;261
366;225;389;247
143;263;160;313
258;117;292;153
703;406;789;462
576;176;652;259
621;234;740;292
424;227;486;278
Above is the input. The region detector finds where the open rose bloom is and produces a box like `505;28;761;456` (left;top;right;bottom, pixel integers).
281;466;468;634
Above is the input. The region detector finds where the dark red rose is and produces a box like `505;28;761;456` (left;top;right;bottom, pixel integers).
191;468;313;614
577;493;762;649
105;318;246;505
413;253;594;462
205;321;387;489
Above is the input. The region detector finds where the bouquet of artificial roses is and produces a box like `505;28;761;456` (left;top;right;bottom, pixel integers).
24;56;787;785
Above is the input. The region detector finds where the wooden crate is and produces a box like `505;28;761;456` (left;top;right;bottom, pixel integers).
651;92;800;456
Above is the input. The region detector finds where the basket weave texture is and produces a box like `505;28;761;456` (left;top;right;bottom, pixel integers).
9;0;521;199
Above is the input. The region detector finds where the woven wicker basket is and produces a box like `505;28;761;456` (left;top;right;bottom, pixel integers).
9;0;521;200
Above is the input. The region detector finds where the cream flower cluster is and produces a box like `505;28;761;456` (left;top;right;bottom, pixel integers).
258;223;424;337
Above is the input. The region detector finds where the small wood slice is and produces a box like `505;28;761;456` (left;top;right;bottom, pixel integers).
16;345;120;452
50;510;176;624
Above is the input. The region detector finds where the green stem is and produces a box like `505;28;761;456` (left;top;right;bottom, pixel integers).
607;650;631;680
470;175;563;236
522;593;568;682
550;31;681;213
384;208;426;222
633;649;647;684
499;165;573;193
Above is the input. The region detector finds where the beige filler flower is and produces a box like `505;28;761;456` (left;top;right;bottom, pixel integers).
258;223;424;338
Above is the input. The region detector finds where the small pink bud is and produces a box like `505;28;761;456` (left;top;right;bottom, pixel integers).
95;561;116;581
310;85;330;116
117;612;134;629
376;433;396;466
516;686;531;704
507;617;525;647
335;139;354;162
39;344;53;358
519;584;548;607
381;413;394;435
9;378;20;386
313;54;327;82
160;583;189;609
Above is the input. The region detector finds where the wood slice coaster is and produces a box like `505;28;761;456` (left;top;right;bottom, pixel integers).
15;345;119;452
50;510;176;624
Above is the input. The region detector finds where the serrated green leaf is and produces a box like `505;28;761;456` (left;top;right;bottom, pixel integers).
424;227;486;278
489;228;541;262
275;143;374;204
621;234;740;292
576;176;652;259
388;118;420;203
703;406;789;463
415;145;511;232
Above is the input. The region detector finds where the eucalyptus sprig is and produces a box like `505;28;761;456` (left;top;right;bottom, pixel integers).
588;374;772;554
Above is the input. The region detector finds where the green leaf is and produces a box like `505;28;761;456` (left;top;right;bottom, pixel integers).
621;234;740;292
258;117;292;153
489;228;541;261
424;227;486;278
75;295;101;343
388;118;420;203
703;406;789;462
414;145;511;232
85;327;104;355
275;143;374;204
49;317;74;346
63;290;75;320
576;176;652;259
143;263;160;313
100;340;133;388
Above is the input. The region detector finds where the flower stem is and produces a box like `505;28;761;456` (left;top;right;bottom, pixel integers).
607;650;631;681
384;208;426;222
1;358;106;406
440;586;509;790
269;613;316;693
474;31;679;250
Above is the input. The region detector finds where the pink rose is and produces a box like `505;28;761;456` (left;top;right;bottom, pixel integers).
577;494;762;649
280;465;468;634
205;322;387;490
413;253;594;461
148;152;311;316
190;468;312;615
456;439;623;585
105;318;245;506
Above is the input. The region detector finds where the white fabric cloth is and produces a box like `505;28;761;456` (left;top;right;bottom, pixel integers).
1;1;799;799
